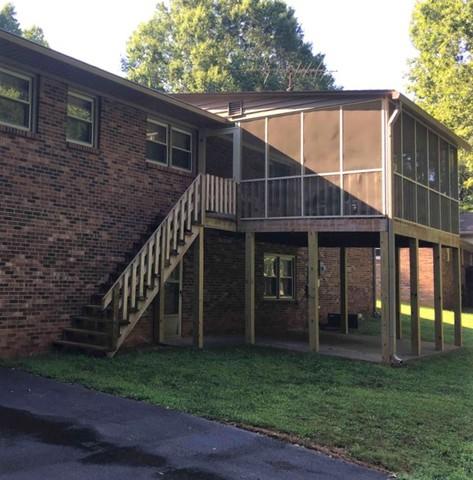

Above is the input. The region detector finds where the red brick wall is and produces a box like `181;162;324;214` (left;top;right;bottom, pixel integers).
0;74;195;358
375;247;455;309
178;234;375;341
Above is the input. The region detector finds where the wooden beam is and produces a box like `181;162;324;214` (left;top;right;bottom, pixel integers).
380;229;396;363
393;219;460;248
395;246;402;340
193;226;204;349
245;232;255;344
433;244;444;351
409;238;421;356
340;247;348;334
308;232;319;352
452;247;463;347
239;217;388;233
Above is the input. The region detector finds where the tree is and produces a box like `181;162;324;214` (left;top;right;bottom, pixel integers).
122;0;336;93
23;25;49;47
408;0;473;210
0;2;49;47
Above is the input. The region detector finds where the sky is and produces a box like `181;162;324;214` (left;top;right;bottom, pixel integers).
11;0;418;94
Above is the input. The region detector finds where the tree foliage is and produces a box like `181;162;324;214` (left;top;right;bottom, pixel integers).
122;0;336;93
0;2;49;47
408;0;473;210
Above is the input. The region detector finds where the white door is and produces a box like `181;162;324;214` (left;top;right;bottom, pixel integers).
163;263;182;339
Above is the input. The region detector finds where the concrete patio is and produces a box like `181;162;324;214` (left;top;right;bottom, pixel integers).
162;331;459;363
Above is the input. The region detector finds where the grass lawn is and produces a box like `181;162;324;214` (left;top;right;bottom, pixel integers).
4;307;473;480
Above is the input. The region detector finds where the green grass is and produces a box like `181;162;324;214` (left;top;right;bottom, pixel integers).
4;308;473;480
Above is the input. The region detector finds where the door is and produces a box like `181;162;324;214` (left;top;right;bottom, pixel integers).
203;127;240;180
163;263;182;339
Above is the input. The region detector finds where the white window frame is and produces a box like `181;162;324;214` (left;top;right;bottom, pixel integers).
171;126;192;172
146;118;168;165
0;66;33;131
66;90;96;147
263;253;295;300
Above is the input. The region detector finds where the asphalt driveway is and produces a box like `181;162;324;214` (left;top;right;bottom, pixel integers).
0;367;388;480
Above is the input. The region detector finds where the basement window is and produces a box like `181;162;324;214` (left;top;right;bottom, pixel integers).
264;254;295;300
0;67;33;130
66;91;96;146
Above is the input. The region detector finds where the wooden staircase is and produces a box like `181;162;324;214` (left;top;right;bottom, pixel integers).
55;174;237;356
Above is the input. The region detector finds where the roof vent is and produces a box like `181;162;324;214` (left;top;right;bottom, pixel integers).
228;100;244;117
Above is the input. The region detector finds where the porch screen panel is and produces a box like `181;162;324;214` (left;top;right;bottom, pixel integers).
205;134;233;178
417;185;429;225
429;191;440;229
303;108;339;174
268;114;301;178
267;177;301;217
440;139;450;196
394;174;403;218
402;178;416;222
428;132;439;190
416;123;428;185
441;196;451;232
343;171;381;215
239;180;265;218
304;175;341;216
392;116;402;174
450;147;459;200
402;113;415;180
343;101;382;171
241;120;266;180
451;200;459;233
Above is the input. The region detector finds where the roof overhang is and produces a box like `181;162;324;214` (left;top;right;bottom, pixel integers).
0;30;229;129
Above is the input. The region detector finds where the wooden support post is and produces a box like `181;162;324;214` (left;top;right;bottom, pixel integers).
452;247;463;347
193;226;204;349
155;228;167;343
433;244;444;351
340;247;348;334
409;238;421;356
372;247;377;316
380;229;397;363
110;285;120;351
245;232;255;344
395;247;402;339
308;232;319;352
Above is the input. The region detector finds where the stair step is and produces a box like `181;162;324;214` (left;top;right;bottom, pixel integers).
73;315;129;327
83;304;111;317
64;328;109;337
54;340;109;353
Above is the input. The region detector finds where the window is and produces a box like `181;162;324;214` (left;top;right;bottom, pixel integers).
66;91;95;146
0;67;32;130
171;128;192;171
264;254;295;300
146;119;167;164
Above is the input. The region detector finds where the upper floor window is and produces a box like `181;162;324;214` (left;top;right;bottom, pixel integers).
171;128;192;171
146;119;167;164
66;91;95;146
0;67;33;130
264;254;295;300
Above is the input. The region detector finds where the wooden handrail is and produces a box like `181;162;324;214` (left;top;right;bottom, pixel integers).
103;174;238;332
102;174;204;309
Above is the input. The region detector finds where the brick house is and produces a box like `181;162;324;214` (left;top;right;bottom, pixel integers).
0;31;468;362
